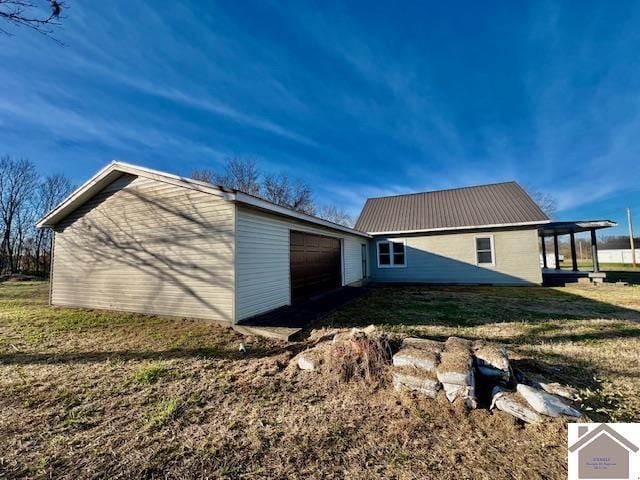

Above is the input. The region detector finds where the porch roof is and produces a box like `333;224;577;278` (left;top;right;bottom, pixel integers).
538;220;617;236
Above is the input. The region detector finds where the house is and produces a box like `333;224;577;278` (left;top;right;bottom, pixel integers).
38;161;570;325
569;424;638;479
356;181;550;285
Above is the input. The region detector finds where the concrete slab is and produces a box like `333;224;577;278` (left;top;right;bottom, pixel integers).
235;286;367;332
233;324;302;342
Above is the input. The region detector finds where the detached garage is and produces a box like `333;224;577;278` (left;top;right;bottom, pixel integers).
37;161;370;325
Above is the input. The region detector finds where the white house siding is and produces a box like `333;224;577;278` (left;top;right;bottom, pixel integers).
51;174;235;323
598;249;640;264
370;228;542;285
235;206;367;321
343;237;366;284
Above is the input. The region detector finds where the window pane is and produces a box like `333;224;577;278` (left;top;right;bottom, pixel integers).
476;238;491;251
379;243;390;254
392;242;405;254
379;254;391;265
477;251;492;264
393;253;405;265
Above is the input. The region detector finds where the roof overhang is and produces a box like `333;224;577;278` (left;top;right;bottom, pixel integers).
367;220;551;236
37;161;371;238
538;220;617;237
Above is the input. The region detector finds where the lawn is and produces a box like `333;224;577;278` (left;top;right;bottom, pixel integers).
576;261;640;284
1;280;639;479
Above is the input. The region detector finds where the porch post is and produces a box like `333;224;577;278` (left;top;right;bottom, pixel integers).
570;232;578;271
590;229;600;273
541;236;548;269
553;232;560;270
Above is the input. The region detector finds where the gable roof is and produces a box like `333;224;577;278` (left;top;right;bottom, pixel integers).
37;161;370;238
569;424;639;453
36;161;228;229
355;181;550;234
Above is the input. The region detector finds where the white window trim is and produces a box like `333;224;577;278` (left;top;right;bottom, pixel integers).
474;235;495;266
376;239;407;268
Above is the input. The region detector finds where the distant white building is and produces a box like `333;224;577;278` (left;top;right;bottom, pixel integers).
598;249;640;264
540;253;564;269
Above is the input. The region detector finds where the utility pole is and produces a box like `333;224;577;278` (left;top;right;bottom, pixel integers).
629;208;637;268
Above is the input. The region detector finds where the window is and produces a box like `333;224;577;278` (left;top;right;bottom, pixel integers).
475;236;494;265
377;240;406;267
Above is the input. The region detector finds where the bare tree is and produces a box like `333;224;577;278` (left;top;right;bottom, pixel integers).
262;173;315;214
223;157;261;196
0;0;64;39
262;173;291;206
0;156;38;273
191;158;261;196
12;204;35;272
316;204;354;227
33;173;73;274
288;179;314;214
524;185;557;219
192;157;337;217
191;169;215;184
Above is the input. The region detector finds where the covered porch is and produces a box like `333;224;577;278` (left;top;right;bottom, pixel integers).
538;220;617;286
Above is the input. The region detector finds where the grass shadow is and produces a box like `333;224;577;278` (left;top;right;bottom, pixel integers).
0;344;294;366
317;284;640;330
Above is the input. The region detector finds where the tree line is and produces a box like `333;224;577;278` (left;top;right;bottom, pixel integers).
0;155;73;276
192;157;354;227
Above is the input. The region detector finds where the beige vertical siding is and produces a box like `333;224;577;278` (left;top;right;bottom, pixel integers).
370;228;542;285
235;206;366;321
51;174;235;323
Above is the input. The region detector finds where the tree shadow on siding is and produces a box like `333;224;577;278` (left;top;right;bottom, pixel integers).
53;175;234;322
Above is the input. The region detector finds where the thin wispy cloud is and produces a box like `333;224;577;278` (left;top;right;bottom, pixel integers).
0;1;638;231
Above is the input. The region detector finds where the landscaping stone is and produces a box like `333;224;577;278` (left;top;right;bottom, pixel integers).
295;349;325;371
474;342;510;382
444;336;472;352
516;384;582;418
393;346;439;371
393;368;440;398
538;382;580;401
436;351;473;386
402;337;444;354
308;328;340;344
490;387;543;424
442;382;465;402
388;335;582;421
518;371;580;401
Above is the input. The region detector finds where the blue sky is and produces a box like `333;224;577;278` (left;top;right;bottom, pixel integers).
1;1;639;234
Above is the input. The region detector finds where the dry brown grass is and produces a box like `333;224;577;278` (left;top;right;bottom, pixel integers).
1;281;639;479
324;331;393;384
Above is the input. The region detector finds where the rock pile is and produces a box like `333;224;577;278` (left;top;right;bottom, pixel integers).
392;337;583;423
293;330;583;424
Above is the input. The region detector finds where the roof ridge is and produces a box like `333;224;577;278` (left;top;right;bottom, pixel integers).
366;181;518;201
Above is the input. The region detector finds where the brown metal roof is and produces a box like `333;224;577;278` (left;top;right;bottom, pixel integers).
355;181;549;233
